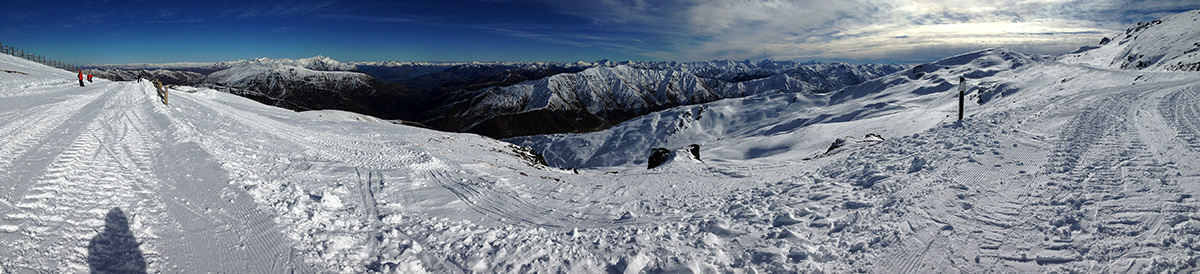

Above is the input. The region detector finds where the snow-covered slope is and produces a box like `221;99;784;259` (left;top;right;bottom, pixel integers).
1059;9;1200;71
6;40;1200;272
201;64;374;96
509;48;1036;168
509;39;1200;274
427;62;904;138
5;9;1200;273
196;63;417;120
0;53;78;97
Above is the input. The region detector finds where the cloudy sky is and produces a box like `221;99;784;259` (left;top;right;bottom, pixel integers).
3;0;1198;64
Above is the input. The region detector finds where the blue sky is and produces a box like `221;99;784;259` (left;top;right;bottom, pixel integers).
2;0;1198;64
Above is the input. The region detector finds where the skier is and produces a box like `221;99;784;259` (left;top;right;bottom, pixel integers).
87;74;93;83
78;71;84;87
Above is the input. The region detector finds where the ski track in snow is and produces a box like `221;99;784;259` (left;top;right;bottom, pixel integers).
6;15;1200;271
2;70;1194;272
854;77;1200;272
0;80;310;272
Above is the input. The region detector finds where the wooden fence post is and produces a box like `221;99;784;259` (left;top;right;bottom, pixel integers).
958;76;965;121
153;79;168;106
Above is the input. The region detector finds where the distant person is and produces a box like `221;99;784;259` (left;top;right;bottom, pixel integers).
78;71;85;87
87;74;93;83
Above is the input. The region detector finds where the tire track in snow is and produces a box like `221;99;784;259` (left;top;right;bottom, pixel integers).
164;91;399;271
424;168;629;229
0;88;107;202
355;168;389;270
145;84;313;273
970;84;1200;270
1159;86;1200;151
177;88;614;268
975;91;1140;267
868;85;1191;271
1042;94;1129;175
0;111;170;272
426;170;569;227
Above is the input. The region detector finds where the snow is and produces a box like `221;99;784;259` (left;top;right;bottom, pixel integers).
510;48;1034;168
98;55;357;72
437;61;902;135
201;64;372;91
1059;9;1200;71
3;9;1200;273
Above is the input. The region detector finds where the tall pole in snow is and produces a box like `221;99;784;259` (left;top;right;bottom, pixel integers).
958;76;965;121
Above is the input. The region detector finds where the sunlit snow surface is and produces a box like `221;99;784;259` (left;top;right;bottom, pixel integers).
3;10;1200;273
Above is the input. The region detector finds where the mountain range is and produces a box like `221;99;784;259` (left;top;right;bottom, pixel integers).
5;8;1200;273
90;57;904;138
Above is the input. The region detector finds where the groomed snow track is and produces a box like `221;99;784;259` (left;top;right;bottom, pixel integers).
5;41;1200;272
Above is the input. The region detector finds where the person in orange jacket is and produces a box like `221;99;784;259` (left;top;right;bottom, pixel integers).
87;74;93;83
78;71;85;87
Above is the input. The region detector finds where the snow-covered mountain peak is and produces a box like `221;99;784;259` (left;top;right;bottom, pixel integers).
294;55;351;71
8;10;1200;273
927;47;1035;71
432;61;904;138
1059;9;1200;71
218;56;356;71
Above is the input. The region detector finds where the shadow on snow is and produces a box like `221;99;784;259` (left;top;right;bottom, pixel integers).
87;207;147;274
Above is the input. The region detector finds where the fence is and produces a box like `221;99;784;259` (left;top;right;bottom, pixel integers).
0;42;81;72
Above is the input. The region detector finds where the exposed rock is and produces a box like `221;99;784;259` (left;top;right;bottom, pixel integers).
686;144;701;161
647;148;672;169
826;139;847;153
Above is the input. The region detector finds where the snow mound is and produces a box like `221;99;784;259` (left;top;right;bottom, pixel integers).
1060;9;1200;71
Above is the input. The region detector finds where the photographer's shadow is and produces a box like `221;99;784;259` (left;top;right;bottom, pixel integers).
87;208;147;273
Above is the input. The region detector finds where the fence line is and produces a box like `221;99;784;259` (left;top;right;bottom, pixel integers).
0;42;81;72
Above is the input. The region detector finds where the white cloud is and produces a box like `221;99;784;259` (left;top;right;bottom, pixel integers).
620;0;1200;62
